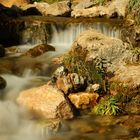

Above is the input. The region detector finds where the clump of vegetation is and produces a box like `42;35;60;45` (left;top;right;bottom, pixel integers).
128;0;140;24
63;49;105;85
92;96;121;115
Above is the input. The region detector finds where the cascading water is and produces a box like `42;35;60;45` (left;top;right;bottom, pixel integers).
47;22;121;54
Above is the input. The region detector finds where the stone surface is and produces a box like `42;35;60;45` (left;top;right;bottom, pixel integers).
36;1;70;17
86;84;100;92
68;92;99;109
70;29;128;73
110;65;140;94
0;0;29;7
0;76;6;89
23;44;55;57
0;45;5;57
72;0;94;10
72;0;129;18
56;73;85;94
17;84;73;119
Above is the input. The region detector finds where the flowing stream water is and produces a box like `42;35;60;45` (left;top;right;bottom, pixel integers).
0;17;135;140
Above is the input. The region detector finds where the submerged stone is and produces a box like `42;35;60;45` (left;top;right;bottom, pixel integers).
23;44;55;57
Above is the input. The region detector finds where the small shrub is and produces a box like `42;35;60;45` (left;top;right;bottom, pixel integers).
93;96;121;115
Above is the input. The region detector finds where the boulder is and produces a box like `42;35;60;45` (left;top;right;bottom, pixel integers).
36;1;71;16
71;0;129;18
17;84;73;119
0;76;6;89
68;92;99;109
23;44;55;57
70;29;128;73
0;45;5;57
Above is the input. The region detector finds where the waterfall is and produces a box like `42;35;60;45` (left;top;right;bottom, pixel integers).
48;22;121;54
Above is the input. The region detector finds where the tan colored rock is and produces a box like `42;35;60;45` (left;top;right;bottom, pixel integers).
72;0;129;18
36;1;70;16
56;76;73;94
110;65;140;94
68;92;99;109
71;29;128;73
56;73;85;94
72;0;94;10
0;0;29;7
17;84;73;119
23;44;55;57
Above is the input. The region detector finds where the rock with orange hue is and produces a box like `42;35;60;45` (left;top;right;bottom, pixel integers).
72;0;129;18
68;92;99;109
0;0;29;7
56;76;73;94
17;84;74;119
23;44;55;57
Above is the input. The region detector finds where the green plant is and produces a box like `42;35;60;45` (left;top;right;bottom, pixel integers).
63;50;103;85
128;0;140;24
93;96;121;115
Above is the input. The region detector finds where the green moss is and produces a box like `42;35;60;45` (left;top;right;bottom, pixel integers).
92;96;121;115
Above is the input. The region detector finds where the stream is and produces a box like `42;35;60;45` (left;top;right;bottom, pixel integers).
0;16;138;140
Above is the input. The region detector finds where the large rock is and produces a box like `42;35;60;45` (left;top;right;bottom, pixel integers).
68;92;99;109
17;84;73;119
69;29;140;95
70;29;128;73
36;1;71;16
72;0;129;18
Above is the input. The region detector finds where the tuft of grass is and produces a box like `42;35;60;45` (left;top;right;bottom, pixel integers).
63;50;104;85
128;0;140;24
92;96;121;115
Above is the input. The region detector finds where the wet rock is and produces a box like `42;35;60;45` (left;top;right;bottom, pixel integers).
23;44;55;57
17;84;73;119
72;0;129;18
36;1;71;16
68;92;99;109
56;73;85;94
0;45;5;57
37;119;61;133
0;76;6;89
